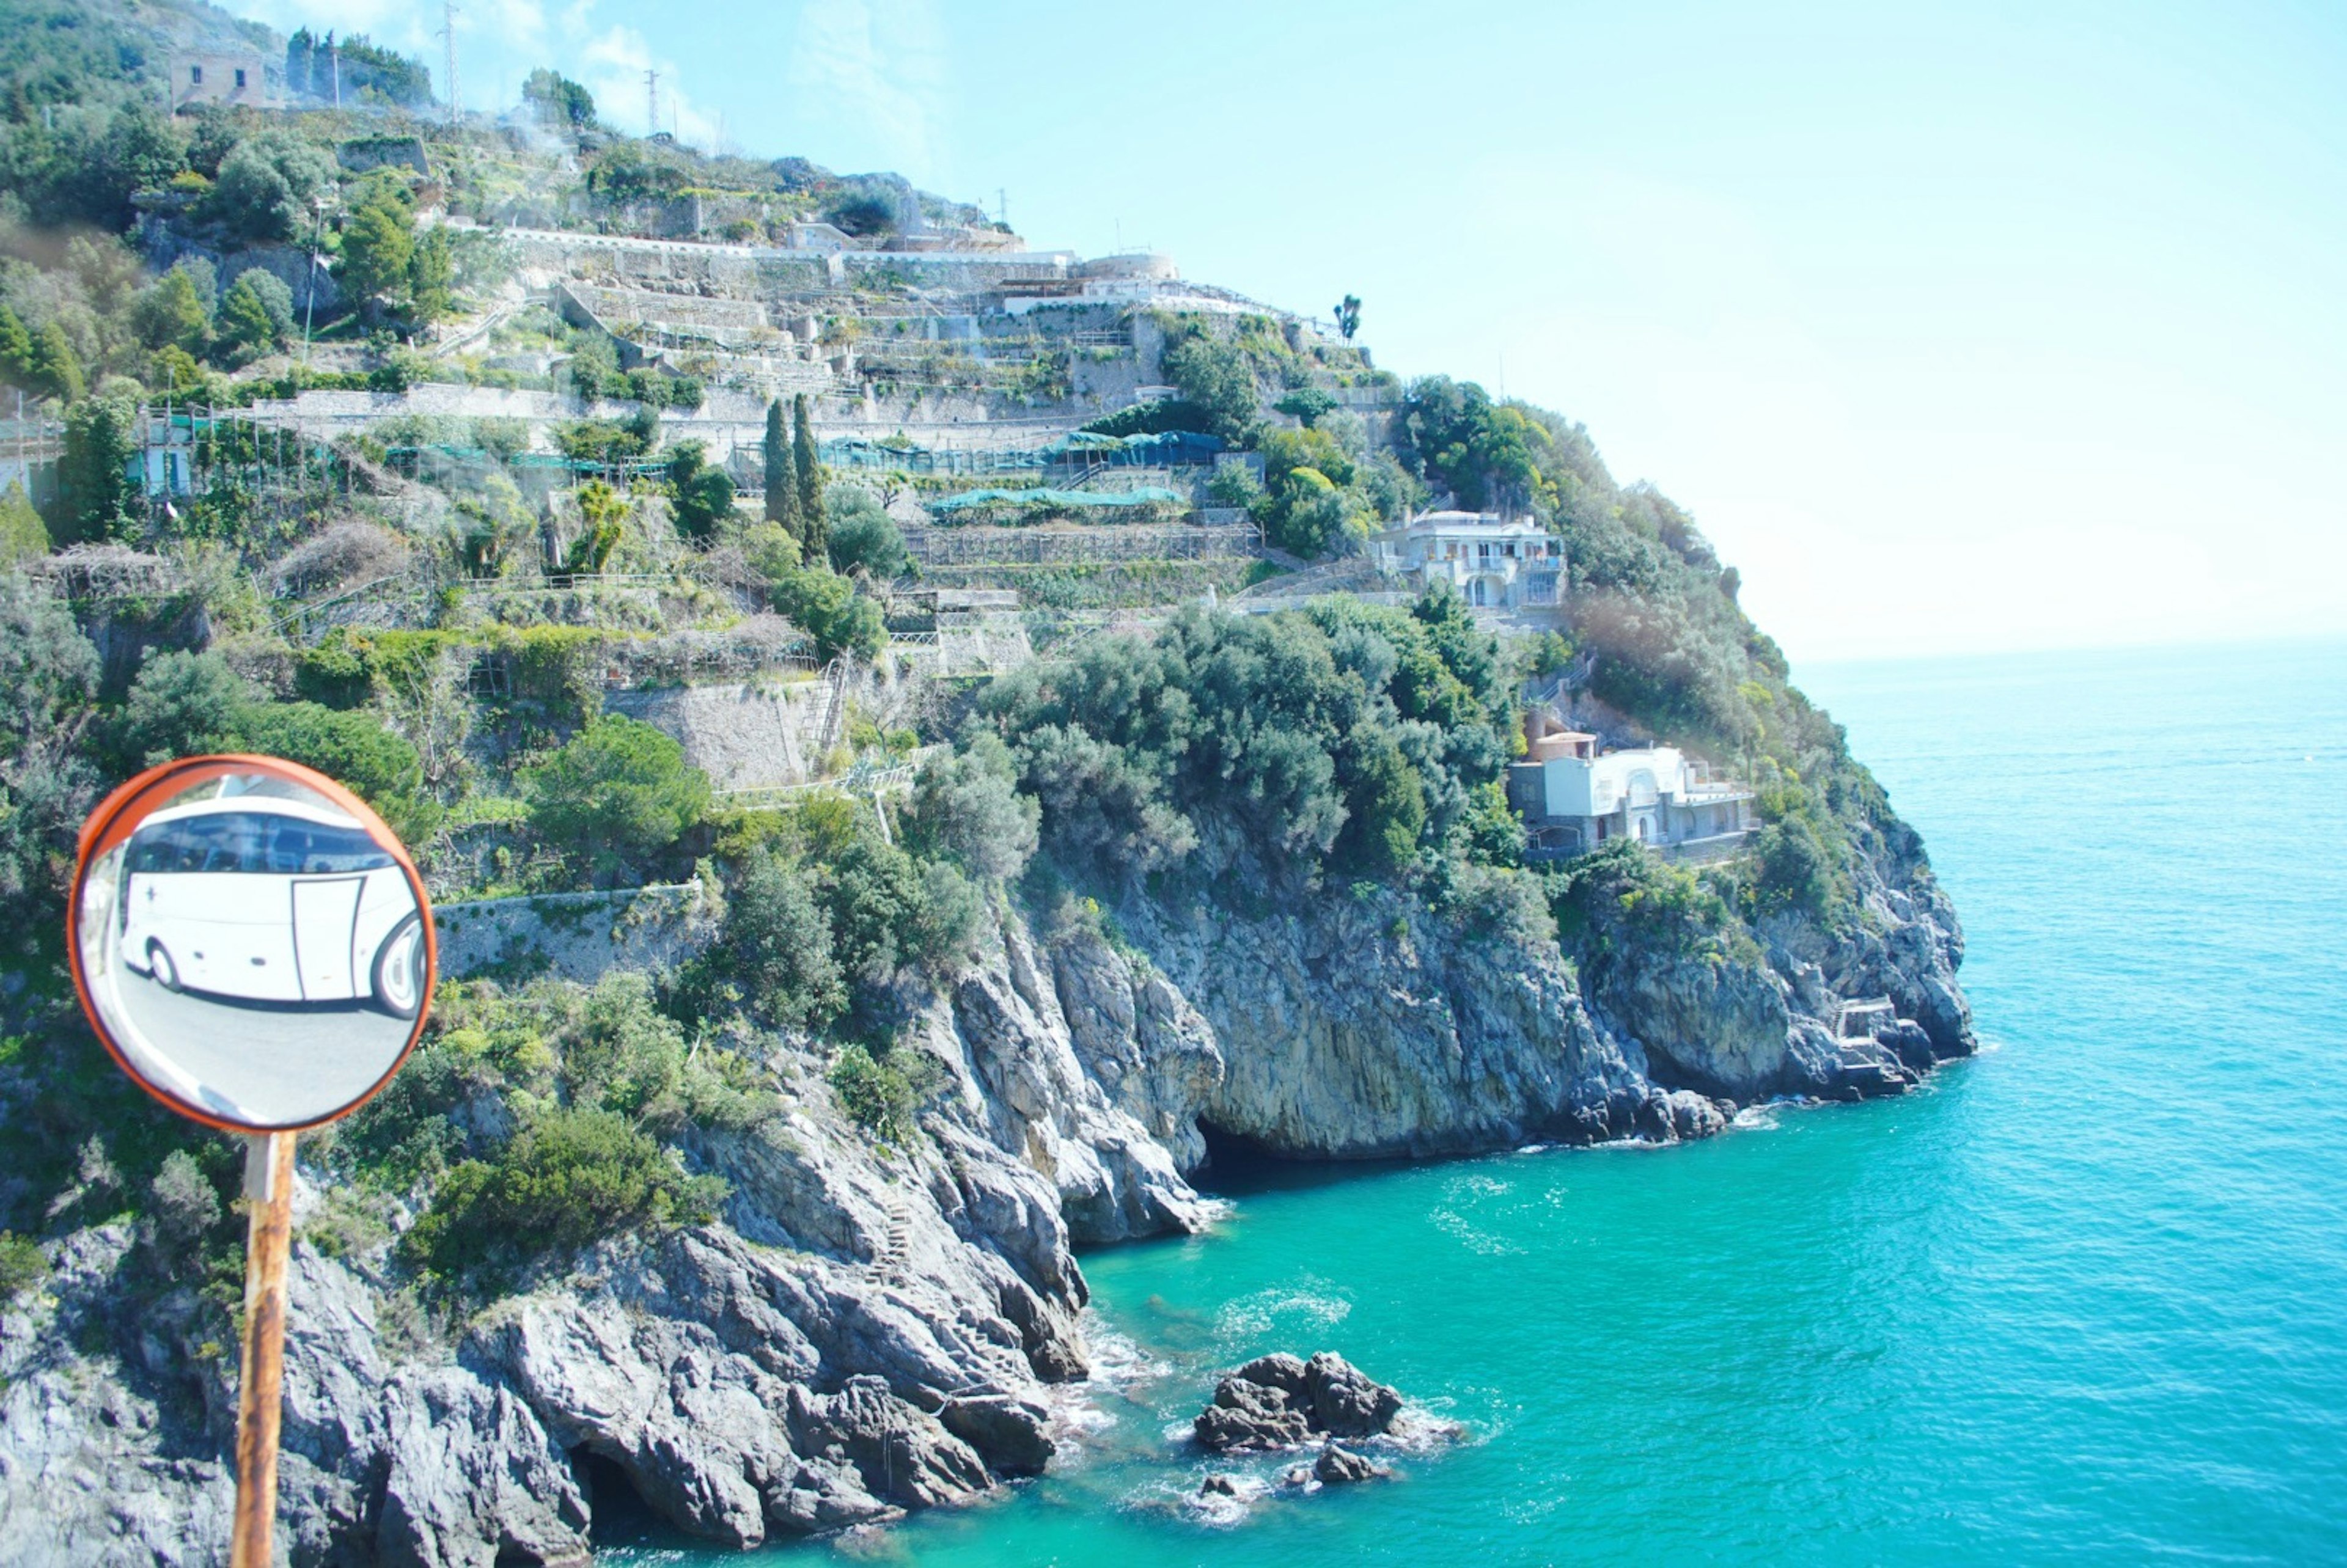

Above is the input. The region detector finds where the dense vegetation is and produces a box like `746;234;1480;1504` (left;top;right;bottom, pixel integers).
981;590;1519;882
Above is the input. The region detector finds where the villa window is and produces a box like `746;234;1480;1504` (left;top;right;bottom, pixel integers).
235;68;248;89
190;65;203;84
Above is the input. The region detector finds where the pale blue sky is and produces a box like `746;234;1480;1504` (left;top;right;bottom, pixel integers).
225;0;2347;661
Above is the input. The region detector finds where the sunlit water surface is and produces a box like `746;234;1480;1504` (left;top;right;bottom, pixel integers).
607;639;2347;1565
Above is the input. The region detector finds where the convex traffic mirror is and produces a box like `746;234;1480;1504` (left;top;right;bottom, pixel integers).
70;755;436;1132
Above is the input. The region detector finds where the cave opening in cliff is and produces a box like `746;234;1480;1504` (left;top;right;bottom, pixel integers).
1195;1119;1416;1196
570;1446;659;1546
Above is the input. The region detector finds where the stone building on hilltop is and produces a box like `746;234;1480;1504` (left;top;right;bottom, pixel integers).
167;51;282;111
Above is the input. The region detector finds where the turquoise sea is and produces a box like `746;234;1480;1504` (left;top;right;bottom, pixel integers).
611;639;2347;1565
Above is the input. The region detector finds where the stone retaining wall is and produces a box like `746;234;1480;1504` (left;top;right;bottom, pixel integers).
433;882;720;984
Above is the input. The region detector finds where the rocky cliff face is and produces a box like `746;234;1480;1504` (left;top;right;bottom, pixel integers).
0;835;1967;1565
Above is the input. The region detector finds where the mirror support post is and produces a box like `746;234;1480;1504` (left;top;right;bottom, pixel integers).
231;1131;296;1568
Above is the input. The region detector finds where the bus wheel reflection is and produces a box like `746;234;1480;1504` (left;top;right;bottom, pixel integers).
372;914;424;1020
149;940;184;993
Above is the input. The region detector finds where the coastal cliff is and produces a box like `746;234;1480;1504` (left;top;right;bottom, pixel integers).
0;822;1966;1563
0;7;1978;1550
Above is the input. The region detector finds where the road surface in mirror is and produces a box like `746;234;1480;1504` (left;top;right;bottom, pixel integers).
100;967;413;1126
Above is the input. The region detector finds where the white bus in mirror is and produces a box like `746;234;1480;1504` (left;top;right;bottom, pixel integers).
118;797;427;1019
71;756;436;1134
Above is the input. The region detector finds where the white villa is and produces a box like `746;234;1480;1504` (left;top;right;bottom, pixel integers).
1507;722;1756;860
1369;511;1563;610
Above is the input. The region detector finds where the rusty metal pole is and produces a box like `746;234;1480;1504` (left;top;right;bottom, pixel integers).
230;1130;296;1568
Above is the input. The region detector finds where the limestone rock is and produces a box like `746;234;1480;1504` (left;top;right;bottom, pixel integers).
1313;1443;1386;1484
0;798;1970;1561
1304;1352;1404;1438
1193;1350;1408;1452
374;1369;590;1568
937;1394;1054;1478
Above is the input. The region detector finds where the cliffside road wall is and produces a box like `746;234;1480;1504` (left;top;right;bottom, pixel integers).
434;882;720;985
607;662;927;794
606;679;833;793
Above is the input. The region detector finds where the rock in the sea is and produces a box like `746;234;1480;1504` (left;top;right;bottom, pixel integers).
1312;1442;1386;1484
1193;1351;1407;1451
1304;1352;1404;1438
938;1394;1055;1478
1199;1473;1241;1497
1194;1374;1313;1451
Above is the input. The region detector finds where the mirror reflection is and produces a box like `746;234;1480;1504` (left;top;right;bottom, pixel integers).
76;768;428;1129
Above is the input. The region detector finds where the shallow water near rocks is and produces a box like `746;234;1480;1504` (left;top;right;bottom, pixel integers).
604;638;2347;1564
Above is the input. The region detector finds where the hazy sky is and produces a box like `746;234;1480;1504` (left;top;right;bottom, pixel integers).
223;0;2346;663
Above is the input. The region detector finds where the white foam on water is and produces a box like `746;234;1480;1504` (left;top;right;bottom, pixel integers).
1212;1282;1354;1339
1430;1206;1524;1256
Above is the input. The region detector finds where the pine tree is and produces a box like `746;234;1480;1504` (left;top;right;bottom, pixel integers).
793;394;826;562
28;323;84;403
339;185;415;309
216;277;281;364
763;399;801;535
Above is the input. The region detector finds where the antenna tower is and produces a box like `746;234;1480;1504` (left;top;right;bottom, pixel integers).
645;68;660;137
441;2;460;127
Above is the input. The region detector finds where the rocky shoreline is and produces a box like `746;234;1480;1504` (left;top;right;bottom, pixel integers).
0;827;1969;1565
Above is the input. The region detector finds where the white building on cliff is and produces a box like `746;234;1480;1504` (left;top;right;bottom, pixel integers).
1507;723;1756;860
1369;511;1563;610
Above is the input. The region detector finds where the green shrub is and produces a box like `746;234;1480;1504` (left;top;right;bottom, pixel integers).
828;1044;927;1143
526;715;710;866
767;565;885;662
293;639;372;709
666;442;734;543
399;1107;724;1282
1274;387;1337;427
1544;840;1747;961
824;485;909;580
904;733;1038;883
983;595;1509;883
113;651;438;841
1162;332;1258;444
0;1233;46;1302
512;626;604;725
1755;816;1840;921
0;483;45;570
1079;396;1213;439
699;846;846;1028
1335;739;1425;875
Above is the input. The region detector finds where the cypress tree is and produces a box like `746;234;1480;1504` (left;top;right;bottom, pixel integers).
57;395;134;543
793;394;825;561
0;481;50;563
763;398;800;535
0;305;32;385
29;323;85;403
286;29;315;100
